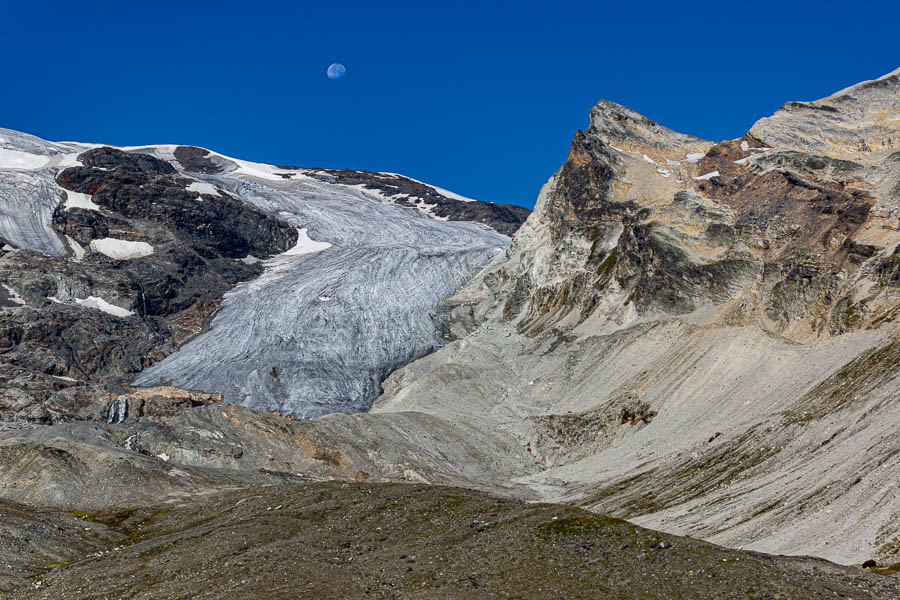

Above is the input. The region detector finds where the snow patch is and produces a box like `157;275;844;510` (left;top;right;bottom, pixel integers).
0;148;49;170
685;152;706;163
693;171;720;181
425;184;476;203
66;236;86;261
64;190;101;211
656;168;671;178
76;296;134;317
383;173;477;203
90;238;154;260
1;284;25;305
282;228;332;257
740;140;750;152
187;181;221;197
318;296;333;302
49;294;133;317
56;152;83;168
52;375;79;383
240;255;261;265
642;154;656;164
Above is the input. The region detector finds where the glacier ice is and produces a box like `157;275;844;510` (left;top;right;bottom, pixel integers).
0;127;513;419
132;169;510;417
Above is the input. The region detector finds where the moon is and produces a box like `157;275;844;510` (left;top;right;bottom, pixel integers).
326;63;346;80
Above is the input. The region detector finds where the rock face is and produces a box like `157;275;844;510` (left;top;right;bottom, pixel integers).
0;131;526;421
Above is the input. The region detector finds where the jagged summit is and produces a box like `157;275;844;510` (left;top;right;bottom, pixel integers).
750;67;900;160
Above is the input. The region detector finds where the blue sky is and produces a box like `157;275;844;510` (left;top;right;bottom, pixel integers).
2;1;898;208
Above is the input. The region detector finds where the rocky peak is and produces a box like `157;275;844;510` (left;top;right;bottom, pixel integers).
750;67;900;160
453;68;900;343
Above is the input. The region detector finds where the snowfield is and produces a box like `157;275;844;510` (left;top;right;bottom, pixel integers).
0;148;49;170
90;238;154;260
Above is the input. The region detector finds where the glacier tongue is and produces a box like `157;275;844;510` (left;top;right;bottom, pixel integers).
133;173;510;418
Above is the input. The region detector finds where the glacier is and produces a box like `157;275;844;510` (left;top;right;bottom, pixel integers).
1;127;513;419
133;173;509;417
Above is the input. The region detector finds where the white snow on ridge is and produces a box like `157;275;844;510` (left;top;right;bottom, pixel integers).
90;238;154;260
187;181;221;197
76;295;133;317
426;184;477;203
741;140;750;152
693;170;720;181
208;151;301;181
384;172;477;203
64;190;101;211
48;294;133;317
1;284;25;305
685;152;706;163
0;148;49;170
281;227;332;257
56;152;84;168
642;154;656;164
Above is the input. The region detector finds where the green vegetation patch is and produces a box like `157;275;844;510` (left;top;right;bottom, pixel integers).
538;515;622;536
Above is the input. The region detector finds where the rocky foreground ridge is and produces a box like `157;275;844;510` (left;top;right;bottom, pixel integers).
0;68;898;596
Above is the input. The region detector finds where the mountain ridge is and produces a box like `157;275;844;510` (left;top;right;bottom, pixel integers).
0;68;898;588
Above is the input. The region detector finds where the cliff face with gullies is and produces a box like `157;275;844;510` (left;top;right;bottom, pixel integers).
1;69;899;597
